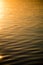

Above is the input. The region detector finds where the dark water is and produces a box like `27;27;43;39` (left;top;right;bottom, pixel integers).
0;0;43;65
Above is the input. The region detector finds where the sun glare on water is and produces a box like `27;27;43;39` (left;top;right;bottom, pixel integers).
0;0;4;19
0;0;5;30
0;55;4;60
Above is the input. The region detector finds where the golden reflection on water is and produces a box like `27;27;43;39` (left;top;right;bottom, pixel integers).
0;0;42;31
0;0;4;19
0;1;43;42
0;0;43;64
0;0;5;30
0;55;4;60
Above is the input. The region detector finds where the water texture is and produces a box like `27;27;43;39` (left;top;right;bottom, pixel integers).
0;0;43;65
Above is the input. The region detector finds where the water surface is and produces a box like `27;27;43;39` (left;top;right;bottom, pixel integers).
0;0;43;65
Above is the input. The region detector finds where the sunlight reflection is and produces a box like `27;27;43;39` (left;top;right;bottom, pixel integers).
0;55;4;60
0;0;5;30
0;0;4;19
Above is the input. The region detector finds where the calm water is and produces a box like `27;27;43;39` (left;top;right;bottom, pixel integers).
0;0;43;65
